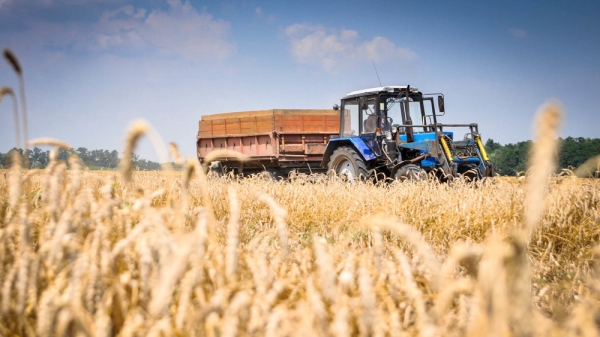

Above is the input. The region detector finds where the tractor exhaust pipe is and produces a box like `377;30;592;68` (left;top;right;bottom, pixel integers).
404;85;414;143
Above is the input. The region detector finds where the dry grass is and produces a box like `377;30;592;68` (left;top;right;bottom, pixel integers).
0;102;599;336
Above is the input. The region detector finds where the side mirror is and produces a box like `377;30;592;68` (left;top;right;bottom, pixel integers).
437;96;445;113
333;104;339;110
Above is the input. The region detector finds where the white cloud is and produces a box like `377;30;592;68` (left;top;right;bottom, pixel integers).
100;5;134;21
23;0;124;6
508;28;531;39
284;24;415;72
85;29;149;55
254;6;274;22
140;0;234;61
69;0;235;61
133;8;146;19
0;0;11;10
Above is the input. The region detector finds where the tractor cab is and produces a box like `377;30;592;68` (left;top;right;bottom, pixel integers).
323;85;494;181
338;86;439;138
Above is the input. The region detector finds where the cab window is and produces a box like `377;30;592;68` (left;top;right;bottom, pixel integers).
361;98;377;134
341;100;359;137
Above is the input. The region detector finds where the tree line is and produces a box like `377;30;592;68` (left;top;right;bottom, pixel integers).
486;137;600;176
1;138;598;175
0;147;161;170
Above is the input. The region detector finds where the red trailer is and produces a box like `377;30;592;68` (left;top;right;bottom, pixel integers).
197;109;343;175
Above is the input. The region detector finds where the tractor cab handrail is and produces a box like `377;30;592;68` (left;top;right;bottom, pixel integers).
391;123;480;135
432;123;479;135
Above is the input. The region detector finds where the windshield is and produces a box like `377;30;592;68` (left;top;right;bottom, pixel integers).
383;96;425;132
341;94;430;136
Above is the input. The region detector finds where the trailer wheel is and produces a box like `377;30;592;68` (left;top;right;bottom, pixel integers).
328;146;370;181
207;161;224;178
394;164;426;181
259;168;285;181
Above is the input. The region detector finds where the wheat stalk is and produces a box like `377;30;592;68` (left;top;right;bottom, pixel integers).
0;98;599;336
226;186;240;280
257;193;289;258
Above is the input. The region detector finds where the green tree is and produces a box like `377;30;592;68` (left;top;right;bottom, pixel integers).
4;148;25;168
134;158;161;171
485;138;502;154
57;148;72;162
558;137;600;169
75;147;89;166
492;141;531;176
30;147;49;168
0;147;160;171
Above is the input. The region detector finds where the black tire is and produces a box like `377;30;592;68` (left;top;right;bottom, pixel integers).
207;161;224;178
327;146;370;181
394;164;426;181
458;164;480;182
259;168;285;181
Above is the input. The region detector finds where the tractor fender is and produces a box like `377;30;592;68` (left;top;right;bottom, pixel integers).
320;138;377;167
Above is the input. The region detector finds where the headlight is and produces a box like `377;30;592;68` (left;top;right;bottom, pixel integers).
391;126;397;133
385;131;392;140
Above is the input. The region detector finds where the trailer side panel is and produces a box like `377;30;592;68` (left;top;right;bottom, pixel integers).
197;109;340;172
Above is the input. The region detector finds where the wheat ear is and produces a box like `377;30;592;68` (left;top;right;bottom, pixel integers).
363;215;441;289
4;49;29;163
257;193;289;259
524;100;563;233
0;86;21;149
168;142;184;166
574;155;600;178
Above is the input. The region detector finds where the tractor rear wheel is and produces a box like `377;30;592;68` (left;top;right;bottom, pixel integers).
394;164;426;181
328;146;370;181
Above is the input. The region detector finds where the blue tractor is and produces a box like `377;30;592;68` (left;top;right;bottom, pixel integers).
321;86;494;181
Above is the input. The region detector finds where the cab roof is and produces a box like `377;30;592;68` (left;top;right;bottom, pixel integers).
343;86;420;99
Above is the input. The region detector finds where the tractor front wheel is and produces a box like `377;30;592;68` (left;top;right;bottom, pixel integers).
458;164;480;182
328;146;370;181
394;164;427;181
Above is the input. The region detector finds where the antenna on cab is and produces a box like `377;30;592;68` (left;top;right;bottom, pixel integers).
371;59;382;87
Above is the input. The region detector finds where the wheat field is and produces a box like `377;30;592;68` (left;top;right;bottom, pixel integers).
1;104;600;337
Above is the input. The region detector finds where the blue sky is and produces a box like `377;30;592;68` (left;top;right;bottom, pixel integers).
0;0;599;161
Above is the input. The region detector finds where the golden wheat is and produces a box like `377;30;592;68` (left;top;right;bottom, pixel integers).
0;102;599;336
